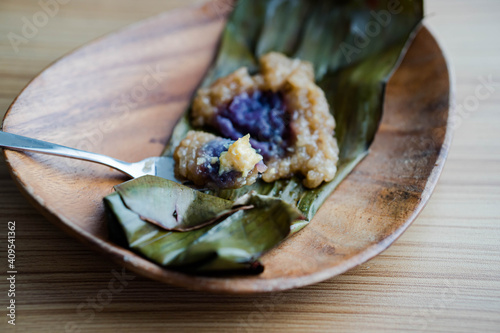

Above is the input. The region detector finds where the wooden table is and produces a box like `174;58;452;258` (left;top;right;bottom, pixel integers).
1;0;499;332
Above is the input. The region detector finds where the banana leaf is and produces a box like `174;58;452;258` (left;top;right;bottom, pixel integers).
106;178;303;273
163;0;424;220
106;0;423;273
114;175;235;231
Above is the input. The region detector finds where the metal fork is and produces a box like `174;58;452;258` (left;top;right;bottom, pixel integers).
0;131;176;181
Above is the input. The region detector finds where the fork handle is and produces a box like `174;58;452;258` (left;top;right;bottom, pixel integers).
0;131;134;177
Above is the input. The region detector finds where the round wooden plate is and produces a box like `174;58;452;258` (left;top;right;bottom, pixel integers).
2;3;453;293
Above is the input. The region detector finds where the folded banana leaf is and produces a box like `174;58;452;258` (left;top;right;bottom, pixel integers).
106;0;423;273
106;177;303;273
114;175;235;231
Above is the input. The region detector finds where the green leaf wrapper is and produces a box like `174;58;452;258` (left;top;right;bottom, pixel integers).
106;177;304;273
106;0;423;273
114;175;234;231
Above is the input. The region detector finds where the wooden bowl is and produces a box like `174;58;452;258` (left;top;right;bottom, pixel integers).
2;3;453;293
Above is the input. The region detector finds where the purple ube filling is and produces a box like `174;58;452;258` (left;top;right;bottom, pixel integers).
213;90;291;160
197;139;240;188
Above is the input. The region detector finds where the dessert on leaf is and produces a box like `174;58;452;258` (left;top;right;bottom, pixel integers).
185;52;339;189
174;131;266;189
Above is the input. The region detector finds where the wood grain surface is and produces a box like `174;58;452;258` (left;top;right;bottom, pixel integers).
0;0;499;331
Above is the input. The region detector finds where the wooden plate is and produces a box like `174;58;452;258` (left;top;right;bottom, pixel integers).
2;3;453;293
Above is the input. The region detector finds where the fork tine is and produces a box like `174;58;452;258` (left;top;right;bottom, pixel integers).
153;157;177;182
